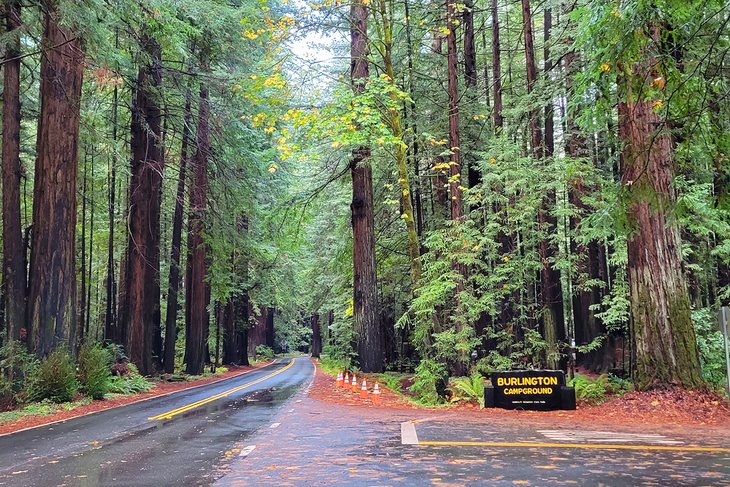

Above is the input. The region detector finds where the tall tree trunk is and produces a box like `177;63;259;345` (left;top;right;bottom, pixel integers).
185;51;211;375
79;151;88;343
265;307;275;349
521;0;542;158
376;0;421;287
105;31;119;344
351;0;383;373
537;5;563;368
222;299;236;364
247;305;267;359
543;8;554;157
28;1;84;356
463;0;477;87
163;92;191;373
403;0;424;238
237;292;250;366
446;0;463;222
618;24;703;389
311;313;322;358
482;27;490;110
2;1;26;343
85;152;95;340
491;0;503;130
126;35;163;375
447;0;468;377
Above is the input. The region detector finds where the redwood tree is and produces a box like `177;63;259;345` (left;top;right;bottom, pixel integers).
125;34;164;375
311;314;322;358
2;1;26;342
163;92;192;373
350;0;383;372
618;24;703;389
28;1;84;356
185;50;212;375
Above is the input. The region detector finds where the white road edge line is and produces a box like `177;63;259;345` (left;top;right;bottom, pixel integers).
239;445;256;458
401;421;419;445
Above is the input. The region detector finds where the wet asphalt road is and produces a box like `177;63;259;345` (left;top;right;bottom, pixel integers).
0;357;314;487
218;390;730;486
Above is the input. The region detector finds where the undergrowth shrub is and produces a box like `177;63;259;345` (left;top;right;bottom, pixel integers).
693;308;727;391
319;353;350;375
108;363;152;395
448;372;485;407
569;373;632;405
0;340;39;405
410;359;447;404
27;349;78;403
77;343;112;399
255;345;275;360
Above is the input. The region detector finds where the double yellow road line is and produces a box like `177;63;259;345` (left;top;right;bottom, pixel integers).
148;359;295;421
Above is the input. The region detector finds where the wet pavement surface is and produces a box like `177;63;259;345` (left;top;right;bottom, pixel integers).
0;357;313;486
218;388;730;486
2;357;729;486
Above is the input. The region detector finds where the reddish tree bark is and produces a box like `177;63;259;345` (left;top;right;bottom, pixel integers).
28;1;84;356
463;0;477;87
104;33;119;344
163;93;192;373
311;314;322;358
2;1;26;342
521;0;542;158
351;0;383;372
618;25;703;389
266;307;275;349
125;35;163;375
247;305;268;359
185;53;211;375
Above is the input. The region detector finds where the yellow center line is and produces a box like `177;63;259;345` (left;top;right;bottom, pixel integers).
148;359;295;421
418;441;730;453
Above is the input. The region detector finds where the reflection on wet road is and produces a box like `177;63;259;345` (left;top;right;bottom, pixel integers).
0;357;313;487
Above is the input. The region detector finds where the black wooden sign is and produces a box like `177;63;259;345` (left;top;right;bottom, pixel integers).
484;370;575;411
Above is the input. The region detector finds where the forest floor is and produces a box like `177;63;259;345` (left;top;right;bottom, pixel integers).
311;362;730;428
0;361;271;436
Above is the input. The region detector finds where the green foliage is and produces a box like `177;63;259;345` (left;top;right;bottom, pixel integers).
27;350;78;404
108;363;152;395
693;308;728;390
319;354;351;375
569;373;632;405
0;340;39;398
77;343;113;400
410;359;447;404
448;372;485;407
375;373;404;394
0;398;92;426
255;345;275;360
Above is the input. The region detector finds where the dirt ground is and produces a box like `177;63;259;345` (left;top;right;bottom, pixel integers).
311;362;730;428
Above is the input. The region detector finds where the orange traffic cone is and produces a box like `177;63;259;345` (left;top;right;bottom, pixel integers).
351;374;358;393
372;381;382;405
336;371;343;388
360;378;368;398
344;372;350;389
